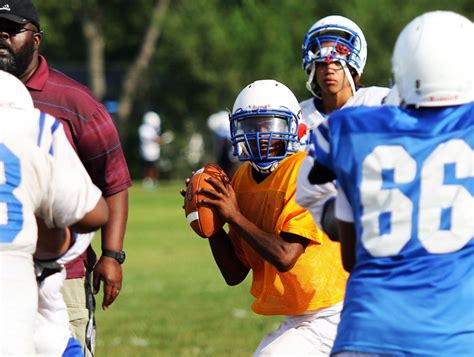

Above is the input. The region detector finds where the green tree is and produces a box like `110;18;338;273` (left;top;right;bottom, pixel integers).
35;0;473;179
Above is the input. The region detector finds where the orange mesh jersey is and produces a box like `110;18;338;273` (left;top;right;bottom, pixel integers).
229;151;348;315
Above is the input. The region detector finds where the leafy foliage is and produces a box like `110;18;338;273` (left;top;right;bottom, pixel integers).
35;0;473;178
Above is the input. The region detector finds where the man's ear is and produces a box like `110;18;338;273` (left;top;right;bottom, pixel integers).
33;32;42;49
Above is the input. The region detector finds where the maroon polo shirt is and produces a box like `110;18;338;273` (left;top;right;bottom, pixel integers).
26;56;132;278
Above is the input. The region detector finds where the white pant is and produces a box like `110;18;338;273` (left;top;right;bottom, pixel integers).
0;253;37;355
35;267;71;356
254;303;343;357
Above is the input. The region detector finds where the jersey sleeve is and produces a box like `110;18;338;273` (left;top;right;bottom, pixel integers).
310;120;333;171
55;232;94;265
277;194;323;244
335;186;354;222
296;155;337;230
38;127;102;229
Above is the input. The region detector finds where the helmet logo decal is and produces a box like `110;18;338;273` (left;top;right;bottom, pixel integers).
336;43;350;55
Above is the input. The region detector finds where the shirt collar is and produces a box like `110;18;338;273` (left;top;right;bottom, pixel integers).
25;55;49;91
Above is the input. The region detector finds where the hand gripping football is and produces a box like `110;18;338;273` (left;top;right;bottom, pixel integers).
184;163;226;238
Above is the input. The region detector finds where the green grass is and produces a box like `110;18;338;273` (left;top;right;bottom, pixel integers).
92;181;282;356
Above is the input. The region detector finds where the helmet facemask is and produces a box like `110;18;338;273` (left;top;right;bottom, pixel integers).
230;109;299;174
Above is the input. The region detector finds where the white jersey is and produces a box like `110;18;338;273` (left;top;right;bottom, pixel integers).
300;86;390;130
296;86;389;227
0;107;101;355
0;108;101;255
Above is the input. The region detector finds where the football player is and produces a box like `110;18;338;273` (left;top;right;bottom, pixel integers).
184;80;348;355
309;11;473;356
296;15;390;236
0;70;108;355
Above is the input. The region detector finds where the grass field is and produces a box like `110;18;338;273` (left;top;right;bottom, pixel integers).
92;181;282;356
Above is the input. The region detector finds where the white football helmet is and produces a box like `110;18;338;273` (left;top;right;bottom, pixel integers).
143;111;161;129
230;80;301;174
207;110;231;139
0;70;34;109
392;11;474;107
302;15;367;97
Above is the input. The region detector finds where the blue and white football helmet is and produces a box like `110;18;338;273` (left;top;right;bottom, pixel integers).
230;80;301;174
302;15;367;97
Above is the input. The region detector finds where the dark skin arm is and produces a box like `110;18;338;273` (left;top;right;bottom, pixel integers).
34;196;109;260
337;220;357;272
201;174;310;272
208;228;249;285
321;198;339;241
181;176;248;284
93;190;129;310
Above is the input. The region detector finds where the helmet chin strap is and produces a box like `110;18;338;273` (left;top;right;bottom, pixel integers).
251;161;279;175
306;63;321;99
341;62;356;96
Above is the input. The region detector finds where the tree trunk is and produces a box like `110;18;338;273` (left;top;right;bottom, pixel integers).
81;0;106;101
116;0;170;129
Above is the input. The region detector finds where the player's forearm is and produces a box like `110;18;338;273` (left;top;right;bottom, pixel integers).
228;212;297;272
101;190;129;251
209;229;249;285
337;220;356;272
72;196;109;233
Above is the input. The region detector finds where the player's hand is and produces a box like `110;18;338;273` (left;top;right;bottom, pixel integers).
199;174;240;223
180;175;194;212
179;177;191;198
93;256;122;310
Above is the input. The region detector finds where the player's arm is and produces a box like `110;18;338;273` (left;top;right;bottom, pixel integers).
179;176;248;285
296;155;338;240
337;220;356;272
334;187;356;272
34;196;108;261
307;121;337;184
34;219;72;261
208;228;249;286
72;195;109;233
308;159;337;184
202;176;310;272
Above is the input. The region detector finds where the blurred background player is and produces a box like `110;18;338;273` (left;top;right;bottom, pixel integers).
183;80;348;356
139;110;162;190
0;70;108;355
296;15;389;235
308;11;474;356
207;110;238;178
0;2;131;354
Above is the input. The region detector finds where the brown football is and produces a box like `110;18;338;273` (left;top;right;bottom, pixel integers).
184;163;227;238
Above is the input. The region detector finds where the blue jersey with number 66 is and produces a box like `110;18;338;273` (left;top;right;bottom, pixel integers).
314;102;474;356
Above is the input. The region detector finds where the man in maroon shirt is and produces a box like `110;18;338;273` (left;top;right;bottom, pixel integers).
0;1;132;355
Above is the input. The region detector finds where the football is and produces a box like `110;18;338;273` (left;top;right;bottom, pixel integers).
184;163;227;238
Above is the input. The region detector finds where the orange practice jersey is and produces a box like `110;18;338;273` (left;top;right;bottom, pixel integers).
229;152;348;315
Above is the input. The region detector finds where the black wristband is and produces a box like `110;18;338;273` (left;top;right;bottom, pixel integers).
101;249;126;264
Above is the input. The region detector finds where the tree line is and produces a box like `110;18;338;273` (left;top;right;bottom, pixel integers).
36;0;473;178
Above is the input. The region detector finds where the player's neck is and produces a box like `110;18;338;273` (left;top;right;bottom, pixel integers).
320;90;353;114
251;168;270;183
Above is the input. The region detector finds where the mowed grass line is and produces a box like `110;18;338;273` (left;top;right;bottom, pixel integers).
93;181;282;356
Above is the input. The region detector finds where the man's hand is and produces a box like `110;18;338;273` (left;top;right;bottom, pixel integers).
93;256;123;310
200;174;240;224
